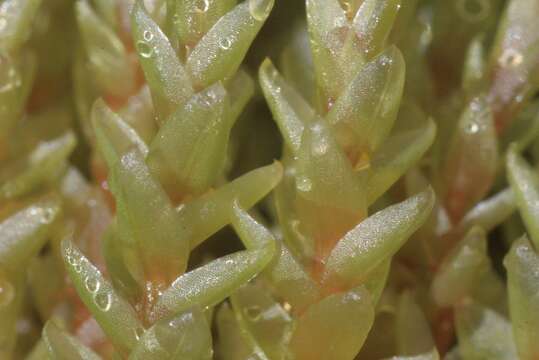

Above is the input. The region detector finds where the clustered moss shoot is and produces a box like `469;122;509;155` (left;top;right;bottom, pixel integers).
0;0;539;359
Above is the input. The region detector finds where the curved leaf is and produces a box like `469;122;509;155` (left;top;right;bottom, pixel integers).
61;240;143;353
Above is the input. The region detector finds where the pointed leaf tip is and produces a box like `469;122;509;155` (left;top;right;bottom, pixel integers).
187;0;274;88
43;320;101;360
131;0;193;121
323;187;435;288
151;245;275;322
61;239;142;353
0;197;61;272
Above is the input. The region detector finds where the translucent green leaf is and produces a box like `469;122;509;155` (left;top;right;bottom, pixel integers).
395;292;435;356
0;271;24;358
0;51;36;138
151;244;275;322
259;58;315;152
459;188;515;233
181;161;283;250
289;286;374;360
280;23;315;104
131;0;194;122
28;253;65;321
102;222;141;304
455;301;518;360
293;119;366;255
186;0;274;89
504;236;539;360
229;282;293;360
506;146;539;249
0;197;61;272
487;0;539;132
117;85;157;144
353;0;401;58
216;303;258;359
326;46;405;160
92;98;149;171
171;0;236;50
501;100;539;153
0;0;42;51
76;0;135;97
323;188;435;289
1;132;77;200
231;202;320;311
227;69;255;122
110;149;190;284
43;320;101;360
129;308;212;360
366;109;436;205
431;227;489;307
147;83;231;196
305;0;350;105
364;259;391;307
26;340;49;360
462;36;486;92
61;240;143;353
442;96;497;223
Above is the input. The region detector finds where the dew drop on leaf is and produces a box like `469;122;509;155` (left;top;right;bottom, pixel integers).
465;122;480;134
219;37;232;50
196;0;210;13
143;30;154;42
94;292;112;312
498;48;524;68
40;207;56;224
296;176;313;192
137;41;154;58
84;276;100;294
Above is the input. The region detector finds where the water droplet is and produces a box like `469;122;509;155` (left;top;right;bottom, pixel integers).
249;0;273;21
499;48;523;68
74;263;83;273
347;292;362;302
137;41;153;58
196;0;210;13
219;37;232;50
94;292;112;312
225;259;234;265
143;30;154;42
84;276;100;294
66;253;79;266
456;0;490;23
465;122;480;134
244;306;262;321
40;207;56;224
296;176;312;192
282;302;292;312
0;278;15;307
